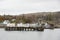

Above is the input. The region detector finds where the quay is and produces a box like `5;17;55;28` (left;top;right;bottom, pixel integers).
3;19;55;31
5;27;44;31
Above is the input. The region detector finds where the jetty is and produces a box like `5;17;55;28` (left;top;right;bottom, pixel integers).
5;22;54;31
0;19;55;31
5;27;44;31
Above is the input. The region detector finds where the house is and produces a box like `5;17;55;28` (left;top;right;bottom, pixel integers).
7;23;15;27
44;22;51;28
17;23;29;27
44;22;54;29
0;20;9;28
2;20;16;27
3;20;10;24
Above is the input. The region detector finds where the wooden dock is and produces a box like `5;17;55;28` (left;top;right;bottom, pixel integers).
5;27;44;31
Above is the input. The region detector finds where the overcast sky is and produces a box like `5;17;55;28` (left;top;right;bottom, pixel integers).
0;0;60;15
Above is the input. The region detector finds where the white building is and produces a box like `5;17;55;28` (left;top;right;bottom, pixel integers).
7;23;15;27
44;22;51;28
17;23;29;27
3;20;10;24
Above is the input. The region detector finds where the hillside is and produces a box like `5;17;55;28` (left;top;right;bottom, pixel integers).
0;11;60;24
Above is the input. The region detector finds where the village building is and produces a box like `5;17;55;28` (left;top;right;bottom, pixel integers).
3;20;10;24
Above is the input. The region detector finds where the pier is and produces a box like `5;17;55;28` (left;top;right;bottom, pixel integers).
5;27;44;31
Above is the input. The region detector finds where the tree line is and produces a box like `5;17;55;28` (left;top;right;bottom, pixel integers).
0;12;60;24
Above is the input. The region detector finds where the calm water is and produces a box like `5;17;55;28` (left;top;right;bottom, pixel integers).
0;28;60;40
